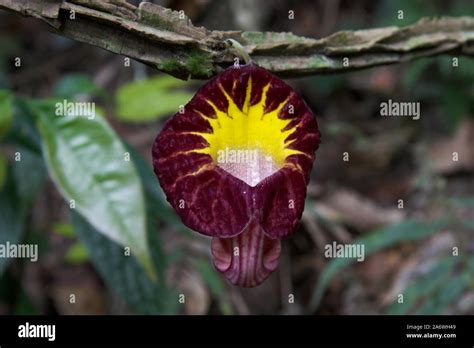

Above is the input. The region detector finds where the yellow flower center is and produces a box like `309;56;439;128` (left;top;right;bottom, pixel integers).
192;77;304;186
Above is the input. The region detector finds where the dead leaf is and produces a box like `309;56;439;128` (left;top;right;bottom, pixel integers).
321;188;404;231
428;119;474;174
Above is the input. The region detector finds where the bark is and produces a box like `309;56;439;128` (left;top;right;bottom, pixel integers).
1;0;473;79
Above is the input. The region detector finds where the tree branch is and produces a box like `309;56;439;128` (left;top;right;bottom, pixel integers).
1;0;473;79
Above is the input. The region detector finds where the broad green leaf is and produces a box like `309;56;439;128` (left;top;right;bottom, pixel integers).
0;173;25;276
65;242;89;264
12;148;47;210
0;148;46;276
35;101;154;278
53;74;106;100
115;75;193;122
310;218;449;310
126;144;181;226
0;89;13;139
4;98;43;155
127;148;227;313
128;148;227;313
71;211;178;314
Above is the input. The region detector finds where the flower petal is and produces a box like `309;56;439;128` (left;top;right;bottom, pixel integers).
152;64;320;241
211;218;281;287
254;167;307;239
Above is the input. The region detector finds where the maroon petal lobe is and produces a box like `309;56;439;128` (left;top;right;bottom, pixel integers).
254;166;308;239
211;218;281;287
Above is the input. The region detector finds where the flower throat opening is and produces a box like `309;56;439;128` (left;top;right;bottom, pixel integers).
194;78;304;186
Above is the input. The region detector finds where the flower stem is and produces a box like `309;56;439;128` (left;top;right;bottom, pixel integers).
225;38;252;65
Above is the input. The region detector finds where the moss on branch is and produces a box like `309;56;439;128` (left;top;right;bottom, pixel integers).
0;0;473;79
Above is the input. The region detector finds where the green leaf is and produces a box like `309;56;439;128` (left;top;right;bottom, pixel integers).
0;172;25;276
71;211;178;314
126;144;181;226
386;257;457;314
53;74;106;100
53;222;76;238
439;56;474;81
4;98;42;155
128;146;204;302
402;59;432;90
0;89;13;139
0;153;6;191
310;218;449;310
69;147;178;313
0;270;39;314
34;101;154;278
14;288;39;314
440;86;470;131
115;75;193;122
308;75;346;95
24;229;50;256
65;242;89;264
12;148;47;210
128;149;224;313
0;148;46;276
415;271;470;315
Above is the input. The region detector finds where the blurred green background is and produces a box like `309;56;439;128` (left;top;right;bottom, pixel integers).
0;0;473;315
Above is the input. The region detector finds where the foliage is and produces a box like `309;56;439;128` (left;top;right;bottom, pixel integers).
115;75;194;122
0;74;228;313
310;219;450;310
311;199;474;314
0;147;46;276
33;100;154;277
0;90;13;139
53;74;107;100
0;0;473;314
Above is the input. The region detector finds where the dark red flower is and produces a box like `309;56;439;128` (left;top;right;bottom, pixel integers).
152;63;320;287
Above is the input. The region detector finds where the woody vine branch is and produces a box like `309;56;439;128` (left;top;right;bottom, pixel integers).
0;0;473;79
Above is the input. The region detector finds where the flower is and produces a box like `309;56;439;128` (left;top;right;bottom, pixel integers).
152;63;320;287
